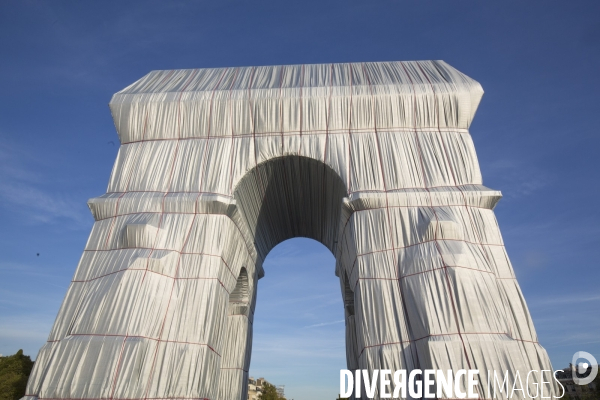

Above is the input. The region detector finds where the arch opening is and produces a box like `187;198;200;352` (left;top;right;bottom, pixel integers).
232;156;351;398
229;267;250;317
230;267;249;305
234;156;348;262
249;237;346;399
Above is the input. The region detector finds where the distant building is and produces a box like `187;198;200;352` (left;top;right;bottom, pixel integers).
247;377;286;400
248;377;265;400
555;364;597;397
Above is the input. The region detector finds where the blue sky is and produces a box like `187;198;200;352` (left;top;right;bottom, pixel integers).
0;1;599;399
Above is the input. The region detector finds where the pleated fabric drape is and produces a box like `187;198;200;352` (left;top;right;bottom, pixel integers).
24;61;556;400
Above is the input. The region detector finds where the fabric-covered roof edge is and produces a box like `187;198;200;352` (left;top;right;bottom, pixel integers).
109;60;483;143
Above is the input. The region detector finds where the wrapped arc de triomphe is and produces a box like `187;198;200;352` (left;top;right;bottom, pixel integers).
23;61;555;400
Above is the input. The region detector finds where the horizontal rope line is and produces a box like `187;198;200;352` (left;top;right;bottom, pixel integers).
81;248;238;280
354;263;503;282
103;190;233;196
358;333;539;358
352;267;514;291
93;211;227;222
104;184;488;197
117;84;472;95
355;237;504;253
46;333;221;357
72;268;229;285
91;202;495;223
84;237;502;257
120;127;470;145
345;238;505;278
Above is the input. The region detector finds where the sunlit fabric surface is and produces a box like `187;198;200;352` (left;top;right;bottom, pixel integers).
24;61;556;400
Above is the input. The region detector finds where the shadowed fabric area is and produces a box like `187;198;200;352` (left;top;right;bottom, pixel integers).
235;156;348;260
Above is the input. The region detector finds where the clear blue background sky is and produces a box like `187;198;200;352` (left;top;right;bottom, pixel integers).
1;1;599;399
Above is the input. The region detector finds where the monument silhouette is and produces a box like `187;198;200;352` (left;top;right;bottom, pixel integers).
24;61;554;400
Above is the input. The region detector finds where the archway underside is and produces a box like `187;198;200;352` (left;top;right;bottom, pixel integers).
234;155;348;260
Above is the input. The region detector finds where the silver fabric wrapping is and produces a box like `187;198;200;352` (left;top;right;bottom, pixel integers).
24;61;555;400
